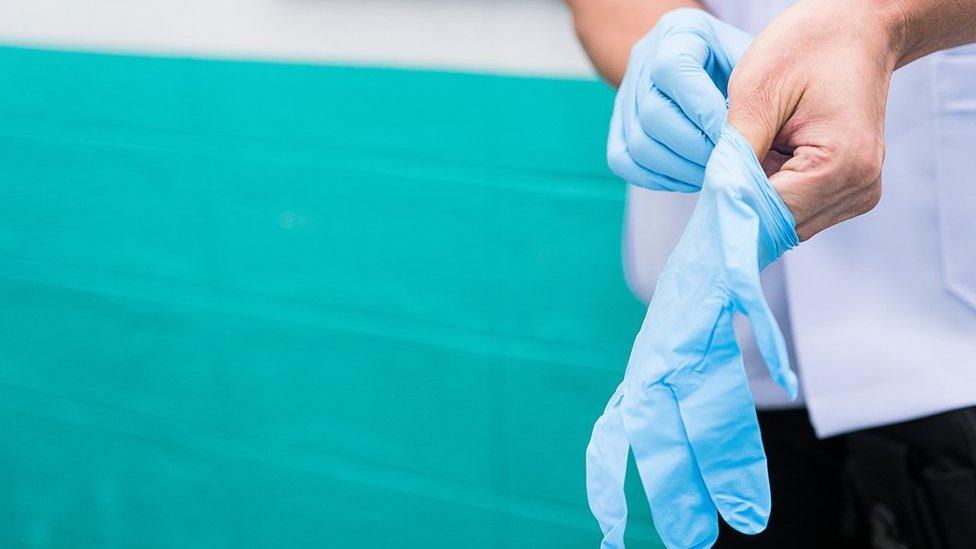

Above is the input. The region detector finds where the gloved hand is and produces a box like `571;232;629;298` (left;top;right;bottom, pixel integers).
586;124;799;549
609;8;752;192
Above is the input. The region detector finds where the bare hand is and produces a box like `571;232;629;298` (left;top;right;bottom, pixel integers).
727;0;899;240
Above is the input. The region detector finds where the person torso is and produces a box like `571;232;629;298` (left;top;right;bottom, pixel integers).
626;0;976;435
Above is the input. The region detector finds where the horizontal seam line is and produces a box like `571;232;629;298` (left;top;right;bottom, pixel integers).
0;382;604;537
0;252;629;369
0;111;617;184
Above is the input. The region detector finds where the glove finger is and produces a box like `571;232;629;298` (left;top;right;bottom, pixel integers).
717;218;797;398
738;273;798;398
650;30;729;144
637;82;713;166
586;385;630;548
609;93;699;192
620;373;718;549
623;89;706;188
671;308;772;535
608;37;699;192
708;125;798;398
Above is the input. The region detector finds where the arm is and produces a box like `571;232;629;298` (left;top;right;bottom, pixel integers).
890;0;976;67
564;0;702;86
727;0;976;240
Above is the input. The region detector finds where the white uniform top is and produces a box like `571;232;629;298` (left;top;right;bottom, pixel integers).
626;0;976;437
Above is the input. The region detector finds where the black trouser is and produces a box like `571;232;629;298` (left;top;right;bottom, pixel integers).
716;406;976;549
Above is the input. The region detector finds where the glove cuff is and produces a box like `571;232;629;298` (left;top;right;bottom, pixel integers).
715;124;798;267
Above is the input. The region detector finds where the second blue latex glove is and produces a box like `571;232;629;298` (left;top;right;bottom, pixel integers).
587;125;799;548
608;8;752;192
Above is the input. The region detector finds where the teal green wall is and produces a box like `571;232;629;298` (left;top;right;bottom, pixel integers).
0;47;659;548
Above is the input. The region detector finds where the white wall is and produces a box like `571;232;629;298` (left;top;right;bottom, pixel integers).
0;0;596;77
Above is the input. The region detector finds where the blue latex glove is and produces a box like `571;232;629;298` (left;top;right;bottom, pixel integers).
586;125;799;549
608;8;752;192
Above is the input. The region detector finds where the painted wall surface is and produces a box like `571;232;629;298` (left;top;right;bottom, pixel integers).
0;45;662;548
0;0;595;77
0;1;663;546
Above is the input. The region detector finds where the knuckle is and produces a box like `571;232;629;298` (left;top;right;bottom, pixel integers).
606;147;629;175
848;138;885;187
648;53;681;84
660;7;705;28
627;37;649;65
658;9;689;27
849;140;885;215
853;181;883;217
649;38;701;82
637;98;666;133
860;175;883;213
862;144;885;183
657;9;679;27
865;182;883;212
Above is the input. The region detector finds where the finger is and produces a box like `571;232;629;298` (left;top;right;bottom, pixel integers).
623;91;706;187
670;308;773;534
620;329;718;549
586;385;630;548
621;381;718;549
726;64;792;163
769;167;825;242
708;200;798;398
609;42;700;192
637;83;713;166
726;110;778;167
736;263;799;398
650;30;730;143
609;90;699;192
711;191;797;398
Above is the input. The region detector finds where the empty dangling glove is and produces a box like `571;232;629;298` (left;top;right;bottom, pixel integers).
587;124;799;549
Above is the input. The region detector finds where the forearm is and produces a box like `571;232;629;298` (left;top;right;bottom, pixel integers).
881;0;976;67
564;0;702;86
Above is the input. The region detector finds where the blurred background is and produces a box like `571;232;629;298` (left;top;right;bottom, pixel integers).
0;1;659;547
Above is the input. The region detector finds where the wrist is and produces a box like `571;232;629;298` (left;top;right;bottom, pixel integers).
869;0;976;68
871;0;916;68
843;0;905;73
791;0;902;74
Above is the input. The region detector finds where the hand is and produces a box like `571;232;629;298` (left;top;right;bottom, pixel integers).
726;0;897;240
608;8;752;192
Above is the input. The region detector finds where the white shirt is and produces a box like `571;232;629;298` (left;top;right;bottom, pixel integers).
625;0;976;437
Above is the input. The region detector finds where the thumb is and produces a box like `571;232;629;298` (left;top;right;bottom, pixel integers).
725;62;810;233
725;52;801;162
726;101;778;164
